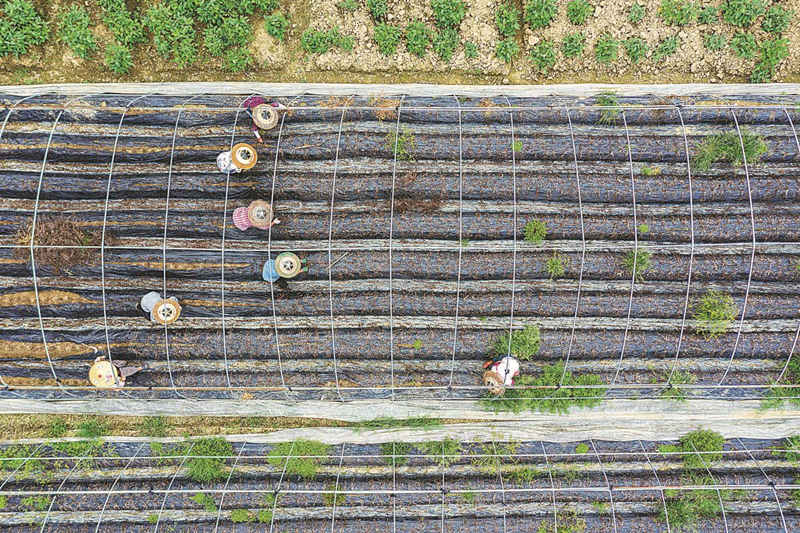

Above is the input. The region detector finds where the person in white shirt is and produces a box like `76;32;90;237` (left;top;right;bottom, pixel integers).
482;354;520;395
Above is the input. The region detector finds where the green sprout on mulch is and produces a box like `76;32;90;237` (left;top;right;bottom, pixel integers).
660;370;697;402
380;442;413;466
623;249;651;282
692;289;738;340
546;252;567;280
492;325;541;360
415;438;462;467
524;219;547;243
186;437;234;483
267;440;330;480
323;484;346;506
352;417;442;431
762;357;800;409
595;92;620;125
692;129;767;171
190;492;218;513
574;443;589;454
386;127;417;161
469;441;519;474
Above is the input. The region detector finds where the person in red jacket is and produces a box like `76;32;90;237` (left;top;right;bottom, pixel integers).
242;96;285;144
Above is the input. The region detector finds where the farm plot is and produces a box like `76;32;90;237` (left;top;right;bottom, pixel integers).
0;92;799;407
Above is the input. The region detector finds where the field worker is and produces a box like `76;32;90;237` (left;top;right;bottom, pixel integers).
263;252;308;287
233;200;281;231
242;96;285;143
89;355;143;389
482;354;520;396
138;291;182;325
217;142;258;174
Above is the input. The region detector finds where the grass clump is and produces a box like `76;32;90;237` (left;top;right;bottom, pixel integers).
730;31;757;58
720;0;766;27
138;416;170;438
374;23;402;55
623;37;648;63
405;21;431;57
751;38;789;83
367;0;387;21
464;40;478;58
762;358;800;409
230;509;254;523
267;440;330;479
762;5;792;34
21;495;50;511
105;43;133;74
416;438;461;467
47;417;67;438
628;2;645;24
190;492;217;512
661;475;727;531
381;442;413;466
566;0;593;25
594;34;618;64
530;40;557;73
703;33;727;51
678;429;725;469
58;5;95;59
386;127;417;161
524;219;547;243
431;0;466;29
658;0;697;25
186;437;233;484
0;0;49;58
575;443;590;454
470;441;519;474
773;435;800;462
562;32;586;57
660;370;697;401
692;289;737;340
692;129;767;171
623;249;651;282
507;466;541;483
492;325;541;360
525;0;557;29
323;484;346;506
595;92;620;125
77;419;108;439
337;0;359;11
496;2;520;36
353;417;442;431
652;35;679;62
698;5;718;23
483;362;605;414
432;28;459;61
496;38;520;63
546;253;567;280
301;27;353;54
265;13;290;41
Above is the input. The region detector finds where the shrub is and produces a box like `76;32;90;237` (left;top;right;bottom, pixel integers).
267;440;331;479
203;16;251;56
105;43;133;74
751;38;789;83
431;0;467;29
692;289;738;340
594;34;618;64
652;35;679;62
492;325;541;360
0;0;49;57
224;48;253;72
762;5;792;34
703;32;727;51
659;0;697;25
730;31;757;58
463;40;478;58
337;0;359;11
692;129;767;170
530;40;556;72
190;492;217;512
524;0;557;29
97;0;144;46
623;249;651;281
697;5;717;23
496;38;520;63
524;219;547;243
562;32;585;57
186;437;233;483
145;4;197;67
628;2;645;24
567;0;594;25
265;13;290;41
623;37;648;63
432;27;459;61
366;0;387;21
546;253;567;279
58;5;96;59
405;21;431;57
496;2;520;36
720;0;766;27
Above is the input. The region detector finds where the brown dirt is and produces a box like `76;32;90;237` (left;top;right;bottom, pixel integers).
0;290;95;307
0;340;122;359
13;217;116;273
2;376;86;387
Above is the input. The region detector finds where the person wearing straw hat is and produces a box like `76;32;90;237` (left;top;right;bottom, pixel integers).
482;354;520;396
242;96;285;144
217;142;258;174
137;291;182;325
262;252;308;287
89;355;143;389
233;200;281;231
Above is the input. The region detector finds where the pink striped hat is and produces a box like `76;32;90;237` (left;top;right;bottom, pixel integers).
232;207;252;231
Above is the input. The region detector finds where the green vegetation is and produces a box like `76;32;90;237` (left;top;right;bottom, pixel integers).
720;0;766;28
492;325;541;360
524;219;547;244
652;35;679;62
730;31;757;58
224;48;253;72
0;0;49;58
464;40;479;58
773;435;800;463
751;38;789;83
374;23;402;55
641;166;661;176
592;501;610;513
143;3;197;67
98;0;144;47
77;419;108;439
623;37;648;63
562;32;586;58
186;437;233;483
470;441;519;474
530;40;557;73
190;492;218;513
595;92;620;125
628;2;645;24
483;362;606;414
692;289;738;340
496;2;520;37
380;442;413;466
566;0;594;25
386;127;417;161
637;223;650;234
416;438;461;467
497;38;520;63
698;5;718;24
660;370;697;402
265;13;290;41
575;443;590;454
512;140;523;152
301;27;353;54
507;466;541;483
659;0;697;26
431;0;467;29
623;249;652;281
546;252;567;280
230;509;254;523
405;21;430;57
323;484;346;506
105;43;133;74
58;6;96;59
337;0;359;12
138;416;170;438
147;514;159;524
460;490;476;504
412;339;424;349
353;417;442;431
594;34;618;64
703;33;727;51
21;495;50;511
762;5;793;34
762;358;800;409
367;0;388;21
47;417;67;438
267;440;330;479
432;28;459;61
693;129;767;171
525;0;557;29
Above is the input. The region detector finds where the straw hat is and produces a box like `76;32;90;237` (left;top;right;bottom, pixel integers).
151;298;182;325
274;252;303;278
252;104;279;130
231;143;258;170
482;370;505;396
89;359;121;388
247;200;273;229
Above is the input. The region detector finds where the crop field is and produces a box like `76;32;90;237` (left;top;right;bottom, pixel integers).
0;0;798;85
0;433;796;531
0;91;799;410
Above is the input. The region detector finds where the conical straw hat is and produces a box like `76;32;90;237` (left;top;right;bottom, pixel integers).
231;143;258;170
152;298;182;325
252;104;279;130
274;252;302;278
247;200;273;229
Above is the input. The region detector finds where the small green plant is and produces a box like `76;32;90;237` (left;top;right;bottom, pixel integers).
374;23;402;55
412;339;424;350
354;416;441;430
595;92;620;125
575;443;590;454
496;2;520;36
461;491;476;504
507;467;541;483
592;501;610;513
623;37;648;63
546;252;567;280
624;249;651;281
496;38;520;63
652;35;679;62
703;33;727;51
386;127;417;161
105;43;133;74
637;223;649;234
460;238;471;247
659;0;697;25
530;40;557;73
751;38;789;83
0;0;50;58
138;416;170;438
641;166;661;176
256;508;273;523
762;5;793;34
58;5;96;59
566;0;594;25
525;0;557;29
47;417;68;438
720;0;766;27
431;0;467;29
524;219;547;243
77;419;108;439
367;0;387;21
692;129;767;171
267;440;330;479
230;509;254;523
323;484;346;506
678;429;725;469
697;5;718;23
660;476;726;531
763;358;800;409
381;442;413;466
562;32;586;57
147;514;158;524
98;0;145;46
416;438;461;467
692;289;738;340
464;40;478;58
21;495;50;511
594;34;619;64
512;140;523;152
405;21;430;57
432;27;459;61
337;0;359;11
470;441;519;474
773;435;800;462
301;27;353;54
190;492;218;513
660;370;697;401
186;437;233;483
265;13;290;41
224;48;253;72
628;2;645;24
730;31;757;58
203;17;251;57
492;325;541;360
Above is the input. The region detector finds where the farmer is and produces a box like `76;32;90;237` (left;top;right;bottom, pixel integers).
233;200;281;231
89;355;143;389
263;252;308;288
217;142;258;174
482;354;520;396
138;291;182;325
242;96;285;143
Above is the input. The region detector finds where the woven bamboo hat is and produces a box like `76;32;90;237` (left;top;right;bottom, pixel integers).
89;359;121;388
247;200;273;229
274;252;303;278
151;298;182;325
482;370;505;396
252;104;279;130
231;143;258;170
